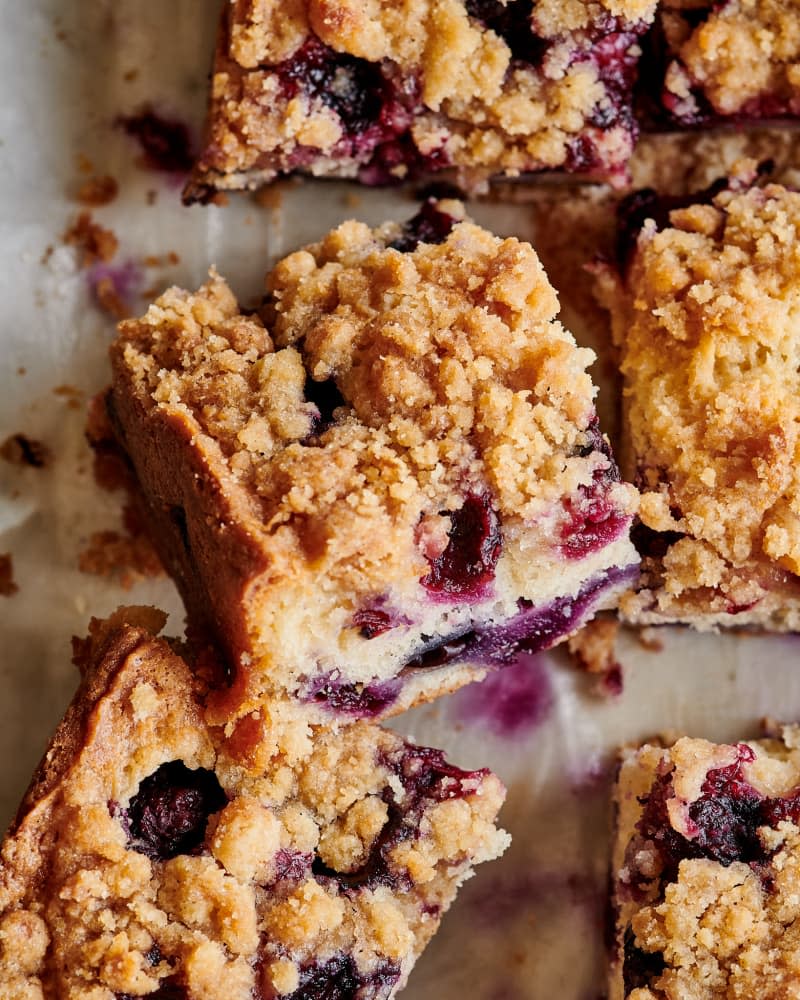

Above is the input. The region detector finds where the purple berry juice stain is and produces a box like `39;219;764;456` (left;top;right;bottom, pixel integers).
88;259;142;314
449;653;553;739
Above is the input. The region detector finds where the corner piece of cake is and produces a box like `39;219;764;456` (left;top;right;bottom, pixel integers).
109;200;639;724
610;724;800;1000
183;0;657;201
651;0;800;127
0;607;509;999
596;163;800;630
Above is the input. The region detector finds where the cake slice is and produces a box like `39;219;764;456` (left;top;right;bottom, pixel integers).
597;165;800;630
182;0;657;201
610;725;800;1000
109;200;639;724
0;607;509;999
650;0;800;127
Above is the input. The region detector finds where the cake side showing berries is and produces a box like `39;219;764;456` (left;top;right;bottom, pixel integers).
596;169;800;631
0;611;509;1000
110;201;638;724
183;0;657;200
653;0;800;126
610;726;800;1000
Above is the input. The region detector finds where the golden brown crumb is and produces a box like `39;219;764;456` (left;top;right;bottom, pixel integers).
75;174;119;207
0;554;18;597
0;434;50;469
62;211;119;267
78;506;163;589
93;275;131;320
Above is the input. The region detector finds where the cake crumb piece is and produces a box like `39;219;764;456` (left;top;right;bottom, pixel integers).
63;212;119;267
0;554;18;597
567;616;622;697
78;506;163;589
0;434;50;469
93;275;130;320
75;175;119;207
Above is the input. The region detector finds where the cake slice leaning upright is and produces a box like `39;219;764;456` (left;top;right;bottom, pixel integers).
109;199;639;724
0;607;509;1000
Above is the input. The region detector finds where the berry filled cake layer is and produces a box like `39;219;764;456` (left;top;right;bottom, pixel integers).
651;0;800;126
610;725;800;1000
110;201;639;723
0;608;509;1000
183;0;657;200
597;167;800;630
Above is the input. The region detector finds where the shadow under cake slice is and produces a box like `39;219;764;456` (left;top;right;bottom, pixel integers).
0;607;509;999
109;199;639;725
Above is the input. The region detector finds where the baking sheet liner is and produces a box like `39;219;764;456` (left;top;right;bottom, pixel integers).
4;3;800;996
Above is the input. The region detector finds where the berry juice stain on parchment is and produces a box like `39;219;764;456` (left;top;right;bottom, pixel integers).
449;653;553;739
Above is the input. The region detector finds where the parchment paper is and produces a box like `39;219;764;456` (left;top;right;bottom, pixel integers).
3;4;800;997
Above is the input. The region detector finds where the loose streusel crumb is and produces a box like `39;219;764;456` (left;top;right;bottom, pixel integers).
0;554;18;597
75;174;119;206
657;0;800;124
0;612;509;998
0;433;50;469
185;0;656;199
78;519;164;590
598;171;800;629
62;211;119;267
110;201;637;723
611;726;800;999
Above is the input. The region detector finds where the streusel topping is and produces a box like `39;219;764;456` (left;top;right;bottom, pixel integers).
119;209;626;600
0;619;509;998
663;0;800;117
619;730;800;999
205;0;654;180
609;181;800;599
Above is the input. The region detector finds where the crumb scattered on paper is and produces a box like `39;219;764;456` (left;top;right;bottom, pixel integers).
0;433;50;468
567;617;623;698
637;627;665;652
78;504;163;589
62;211;119;267
75;174;119;206
0;555;18;597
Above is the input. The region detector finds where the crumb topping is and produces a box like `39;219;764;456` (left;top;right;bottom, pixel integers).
606;181;800;608
116;209;632;606
662;0;800;118
616;729;800;999
192;0;655;187
0;624;509;998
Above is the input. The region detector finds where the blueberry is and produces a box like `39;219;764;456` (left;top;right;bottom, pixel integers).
123;760;227;861
388;199;459;253
284;955;400;1000
421;492;502;601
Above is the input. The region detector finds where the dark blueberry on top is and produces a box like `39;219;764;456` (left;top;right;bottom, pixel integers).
421;492;502;601
124;760;227;861
117;109;194;173
465;0;546;65
281;38;386;136
305;377;347;436
284;954;400;1000
388;199;459;253
636;744;770;882
622;925;666;993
